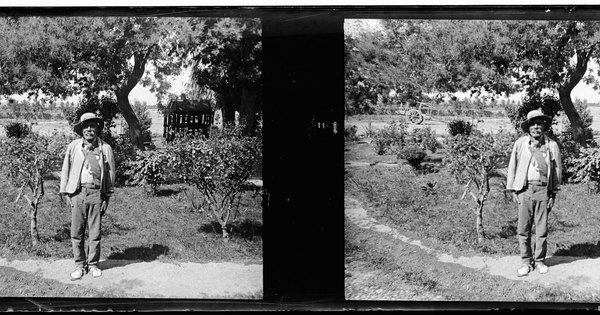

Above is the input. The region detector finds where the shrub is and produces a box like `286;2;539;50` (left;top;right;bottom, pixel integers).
373;120;407;155
397;145;427;170
0;132;67;246
443;130;516;242
4;122;30;138
408;127;441;153
344;125;360;142
106;133;138;186
566;147;600;193
123;149;170;196
447;119;473;137
362;122;377;138
169;124;262;238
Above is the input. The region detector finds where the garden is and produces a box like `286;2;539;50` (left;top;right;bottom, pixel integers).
0;97;263;298
344;96;600;302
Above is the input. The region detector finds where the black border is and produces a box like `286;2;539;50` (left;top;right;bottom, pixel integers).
1;5;600;311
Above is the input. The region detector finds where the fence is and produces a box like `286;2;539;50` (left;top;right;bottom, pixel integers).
163;112;214;141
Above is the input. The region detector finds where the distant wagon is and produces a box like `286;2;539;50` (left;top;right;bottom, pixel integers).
163;97;214;141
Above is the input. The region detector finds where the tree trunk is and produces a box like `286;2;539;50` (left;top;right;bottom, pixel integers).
113;50;149;150
240;85;258;135
558;86;587;146
475;202;485;244
557;48;595;146
116;90;144;150
30;205;39;246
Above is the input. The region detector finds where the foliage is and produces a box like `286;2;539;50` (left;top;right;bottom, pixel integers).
566;147;600;193
0;132;70;246
188;18;262;130
444;129;517;242
4;122;30;138
373;120;407;155
121;100;153;145
123;149;169;196
344;125;360;142
63;93;120;139
504;93;562;135
447;119;473;137
362;122;378;138
397;145;427;170
168;123;262;238
409;127;441;153
444;130;516;184
348;20;600;143
109;133;138;186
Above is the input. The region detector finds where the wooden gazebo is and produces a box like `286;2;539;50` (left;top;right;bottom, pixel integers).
163;97;214;141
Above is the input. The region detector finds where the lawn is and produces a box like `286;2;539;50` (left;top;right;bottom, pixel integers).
0;175;263;264
345;139;600;258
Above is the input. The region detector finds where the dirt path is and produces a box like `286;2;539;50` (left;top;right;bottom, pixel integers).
345;196;600;295
0;258;262;299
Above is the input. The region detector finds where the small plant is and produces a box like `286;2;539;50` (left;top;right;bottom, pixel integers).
4;122;30;138
447;119;473;137
344;125;360;142
421;180;438;196
373;120;407;155
123;149;170;196
408;127;441;153
362;122;377;138
397;145;427;170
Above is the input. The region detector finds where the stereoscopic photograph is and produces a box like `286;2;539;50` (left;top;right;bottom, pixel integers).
344;18;600;302
0;15;263;299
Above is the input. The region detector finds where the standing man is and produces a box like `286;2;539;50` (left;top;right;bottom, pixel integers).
60;112;116;281
506;109;561;277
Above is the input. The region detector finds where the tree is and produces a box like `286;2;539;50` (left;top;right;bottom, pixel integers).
0;16;201;149
370;20;600;145
445;130;516;243
187;18;262;135
0;132;72;246
170;124;262;238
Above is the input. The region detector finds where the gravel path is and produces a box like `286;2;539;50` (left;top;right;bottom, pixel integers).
0;258;262;299
345;196;600;299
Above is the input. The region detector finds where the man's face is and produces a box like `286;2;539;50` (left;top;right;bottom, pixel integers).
82;121;98;141
528;118;546;139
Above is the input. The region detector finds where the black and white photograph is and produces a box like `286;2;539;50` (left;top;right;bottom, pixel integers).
344;18;600;302
0;15;263;299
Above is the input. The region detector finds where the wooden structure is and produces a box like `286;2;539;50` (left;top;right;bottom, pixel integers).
163;97;214;141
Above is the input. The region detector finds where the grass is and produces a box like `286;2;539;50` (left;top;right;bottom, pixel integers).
0;175;263;264
345;140;600;259
345;221;600;302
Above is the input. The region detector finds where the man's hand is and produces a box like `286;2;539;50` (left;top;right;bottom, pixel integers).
100;200;109;216
512;191;520;205
64;194;73;207
547;193;556;211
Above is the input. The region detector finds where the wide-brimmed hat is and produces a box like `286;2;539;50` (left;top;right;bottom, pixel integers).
520;109;552;133
74;112;104;135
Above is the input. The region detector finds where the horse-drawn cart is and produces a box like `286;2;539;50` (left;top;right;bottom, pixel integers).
383;102;433;124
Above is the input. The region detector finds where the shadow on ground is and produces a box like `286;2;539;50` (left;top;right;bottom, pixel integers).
198;219;263;240
104;244;170;269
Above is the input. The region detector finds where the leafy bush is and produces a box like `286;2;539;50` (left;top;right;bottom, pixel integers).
447;119;473;137
566;147;600;193
4;122;30;138
168;124;262;238
0;132;68;246
344;125;360;142
504;93;561;134
362;122;377;138
373;120;407;155
108;133;138;186
123;149;170;196
408;127;441;153
397;145;427;170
